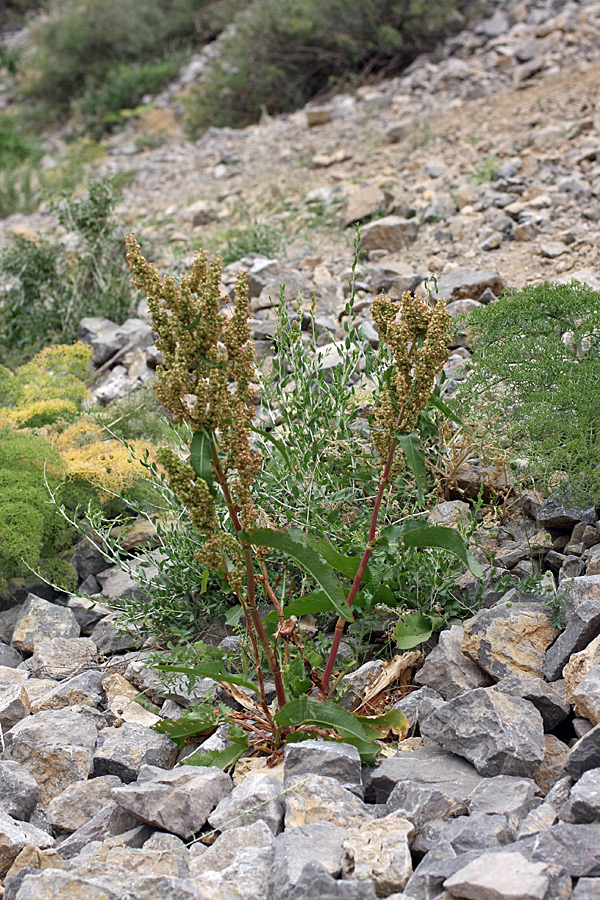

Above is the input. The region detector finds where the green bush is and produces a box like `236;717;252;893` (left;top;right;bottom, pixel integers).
185;0;474;134
23;0;244;119
0;114;42;217
77;58;184;127
0;180;135;365
457;279;600;503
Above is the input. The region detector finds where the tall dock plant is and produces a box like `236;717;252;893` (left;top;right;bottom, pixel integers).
126;235;481;761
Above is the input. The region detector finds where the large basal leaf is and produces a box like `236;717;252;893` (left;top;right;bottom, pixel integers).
401;525;483;577
354;709;410;741
396;431;427;507
156;662;259;695
274;697;384;764
393;611;443;650
153;709;221;748
190;428;216;496
240;528;353;622
185;736;249;772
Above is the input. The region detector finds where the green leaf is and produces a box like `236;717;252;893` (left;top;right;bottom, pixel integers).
274;697;370;743
400;525;483;578
284;590;336;617
184;736;249;772
224;605;244;627
153;709;221;748
354;708;410;739
156;662;259;695
396;431;427;506
428;389;464;426
393;611;444;649
190;428;216;496
304;534;360;579
240;528;353;622
250;425;291;468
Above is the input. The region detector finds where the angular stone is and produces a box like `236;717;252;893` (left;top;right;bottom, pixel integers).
462;602;558;679
284;775;371;828
124;656;218;707
66;595;111;634
30;670;105;714
46;775;123;833
572;878;600;899
341;810;413;894
113;766;231;839
91;617;135;654
11;595;80;654
283;740;362;791
421;688;545;778
92;723;177;783
0;808;53;877
54;800;142;859
514;823;600;877
342;186;387;227
78;317;153;367
566;723;600;780
430;269;506;302
369;742;483;804
543;576;600;681
358;216;419;253
468;775;541;825
538;500;596;530
517;802;559;839
29;637;98;680
412;811;514;860
291;860;377;899
0;761;39;820
0;642;23;668
444;850;550;900
392;686;444;731
124;875;209;900
565;635;600;705
187;820;274;899
0;681;30;731
13;870;123;899
403;844;483;900
208;771;284;835
414;625;493;700
268;822;346;900
573;665;600;726
535;734;568;793
492;677;570;731
339;660;384;710
560;769;600;823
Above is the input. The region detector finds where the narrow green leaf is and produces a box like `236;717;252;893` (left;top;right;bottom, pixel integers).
305;534;360;579
396;431;427;506
240;528;353;622
250;425;291;468
156;663;258;694
401;525;483;578
428;390;465;426
190;429;216;496
393;611;443;649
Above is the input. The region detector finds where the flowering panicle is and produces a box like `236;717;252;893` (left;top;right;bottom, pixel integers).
371;290;450;476
126;235;261;581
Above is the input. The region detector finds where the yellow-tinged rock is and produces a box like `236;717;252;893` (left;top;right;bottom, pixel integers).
5;842;64;879
564;634;600;705
534;734;568;794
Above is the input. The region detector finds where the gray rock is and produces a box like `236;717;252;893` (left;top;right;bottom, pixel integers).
573;665;600;726
403;844;483;900
443;850;551;900
358;216;419;253
421;688;545;777
414;625;493;700
369;742;483;804
391;686;445;731
566;724;600;780
11;595;80;654
113;765;232;839
492;676;570;731
268;822;346;900
284;775;371;829
544;576;600;681
55;800;143;859
46;775;123;833
560;556;587;581
429;269;506;302
90;617;136;654
29;637;98;680
13;870;123;900
284;740;362;791
92;723;177;782
124;655;218;707
78;317;153;367
468;775;541;826
340;811;413;895
572;879;600;899
124;875;209;900
29;670;105;713
96;566;143;602
290;860;377;899
5;707;98;754
0;760;39;820
0;642;23;668
412;811;513;860
0;681;30;731
208;771;285;835
560;768;600;823
66;596;110;634
188;819;274;899
338;660;384;710
0;807;53;877
513;823;600;877
545;776;574;812
538;500;597;530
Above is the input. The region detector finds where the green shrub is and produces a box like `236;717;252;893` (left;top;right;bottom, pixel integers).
0;114;42;217
457;279;600;503
23;0;244;119
221;220;286;265
185;0;475;134
0;180;135;365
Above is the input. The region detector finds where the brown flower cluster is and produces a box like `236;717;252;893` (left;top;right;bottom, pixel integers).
126;236;261;580
371;290;450;476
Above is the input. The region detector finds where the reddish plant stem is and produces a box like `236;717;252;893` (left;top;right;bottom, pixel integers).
320;401;408;696
211;443;287;710
235;589;273;725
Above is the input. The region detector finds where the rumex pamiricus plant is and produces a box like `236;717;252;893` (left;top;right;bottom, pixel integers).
126;234;481;763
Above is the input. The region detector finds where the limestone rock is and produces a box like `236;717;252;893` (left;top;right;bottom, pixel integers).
284;775;371;829
30;671;105;714
369;742;483;805
341;811;414;894
188;821;274;900
468;775;541;826
564;635;600;705
392;686;445;731
268;822;346;900
290;860;377;898
46;776;123;833
11;595;79;654
0;761;39;821
342;186;387;227
29;638;98;681
113;766;232;839
92;723;177;783
0;681;30;731
412;811;514;860
534;735;568;794
283;740;362;791
566;723;600;780
443;850;550;900
208;771;285;835
462;602;558;679
358;216;419;253
414;625;492;700
560;769;600;824
78;317;153;367
428;269;506;302
492;676;570;731
0;808;53;877
572;665;600;726
421;688;545;778
538;500;596;530
543;576;600;681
